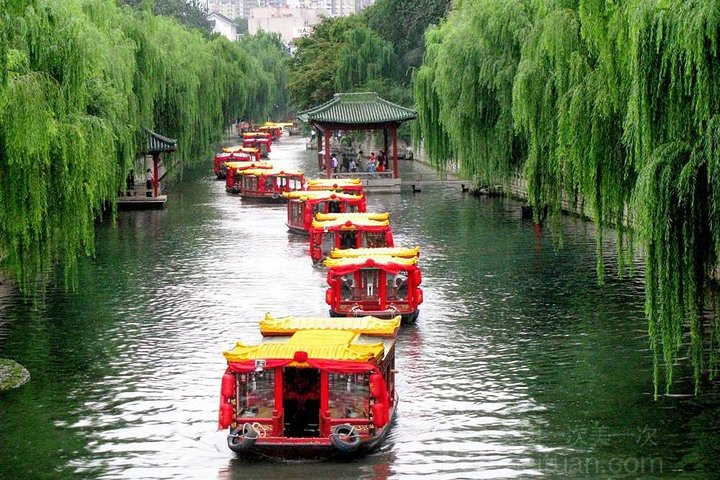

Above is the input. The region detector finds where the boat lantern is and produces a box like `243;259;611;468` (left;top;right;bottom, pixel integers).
221;373;236;399
293;351;308;363
371;402;389;428
219;402;233;429
369;373;386;399
325;288;333;305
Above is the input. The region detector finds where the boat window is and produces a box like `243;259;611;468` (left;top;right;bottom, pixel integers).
340;274;358;301
345;204;359;213
243;175;257;192
237;370;275;418
290;201;303;225
321;232;335;257
328;373;369;419
264;176;275;191
387;272;408;301
363;232;386;248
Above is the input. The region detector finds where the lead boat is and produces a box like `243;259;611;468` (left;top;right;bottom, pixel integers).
218;314;400;459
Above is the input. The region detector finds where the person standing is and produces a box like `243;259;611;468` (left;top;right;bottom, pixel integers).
330;153;338;173
145;168;153;190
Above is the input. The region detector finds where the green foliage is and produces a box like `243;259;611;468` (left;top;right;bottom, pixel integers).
287;16;362;110
364;0;451;74
413;0;720;395
0;0;275;291
237;31;291;121
119;0;211;34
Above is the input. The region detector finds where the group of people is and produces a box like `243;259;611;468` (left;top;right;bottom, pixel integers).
327;150;388;173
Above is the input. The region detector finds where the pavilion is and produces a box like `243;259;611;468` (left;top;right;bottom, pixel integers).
299;92;417;192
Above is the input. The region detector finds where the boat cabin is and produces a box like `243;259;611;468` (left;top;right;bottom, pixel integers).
307;178;364;195
214;151;255;179
242;132;273;157
324;254;423;324
225;161;273;194
308;212;394;263
259;123;283;141
239;168;306;202
219;314;400;459
282;190;367;234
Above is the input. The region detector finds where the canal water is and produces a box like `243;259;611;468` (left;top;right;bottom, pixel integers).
1;135;718;479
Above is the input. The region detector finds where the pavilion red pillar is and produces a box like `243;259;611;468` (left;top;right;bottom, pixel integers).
324;129;332;179
152;153;159;197
383;129;389;172
392;126;398;179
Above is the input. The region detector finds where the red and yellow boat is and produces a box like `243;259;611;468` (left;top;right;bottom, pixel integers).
239;168;306;202
307;178;364;195
214;150;255;179
324;249;423;324
225;161;273;194
218;314;400;459
282;190;367;234
242;132;273;158
308;212;394;263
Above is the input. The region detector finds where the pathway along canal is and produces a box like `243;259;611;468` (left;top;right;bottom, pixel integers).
1;136;719;479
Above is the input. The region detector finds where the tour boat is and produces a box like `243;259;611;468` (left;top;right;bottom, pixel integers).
225;161;273;194
219;314;400;459
224;145;262;162
259;123;283;141
308;212;394;263
239;168;306;202
242;132;273;158
213;151;255;179
324;253;423;324
307;178;364;195
282;190;367;234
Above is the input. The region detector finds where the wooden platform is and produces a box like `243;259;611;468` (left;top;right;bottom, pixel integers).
330;172;402;193
117;190;167;210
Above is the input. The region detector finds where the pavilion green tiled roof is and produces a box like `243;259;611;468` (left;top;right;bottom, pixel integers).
299;92;417;125
143;128;178;154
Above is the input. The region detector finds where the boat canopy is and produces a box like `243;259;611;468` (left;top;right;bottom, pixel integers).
314;212;389;222
222;145;259;154
329;246;420;259
307;178;362;189
223;316;401;365
225;161;272;170
324;255;418;269
260;313;400;336
282;190;364;201
241;168;304;177
312;214;390;229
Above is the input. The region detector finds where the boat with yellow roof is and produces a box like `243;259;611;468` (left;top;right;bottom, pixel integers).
218;314;400;459
282;190;367;234
324;254;423;324
238;168;306;202
308;212;394;263
225;161;273;194
213;149;259;179
307;178;364;195
328;246;420;259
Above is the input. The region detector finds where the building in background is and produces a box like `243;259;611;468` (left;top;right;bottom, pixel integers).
208;11;239;40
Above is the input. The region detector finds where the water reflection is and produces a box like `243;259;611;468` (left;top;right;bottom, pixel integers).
1;136;719;479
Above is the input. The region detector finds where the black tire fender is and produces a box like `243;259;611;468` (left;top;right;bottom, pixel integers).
330;423;360;453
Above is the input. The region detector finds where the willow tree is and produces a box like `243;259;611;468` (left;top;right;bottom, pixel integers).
626;0;720;394
414;0;720;395
237;32;290;121
335;26;398;93
0;0;137;289
414;0;531;182
1;0;276;291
